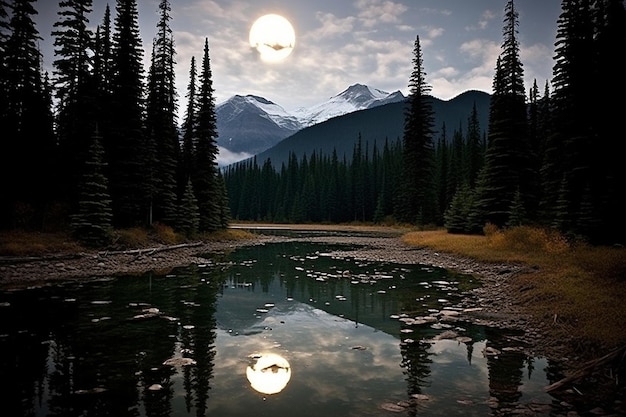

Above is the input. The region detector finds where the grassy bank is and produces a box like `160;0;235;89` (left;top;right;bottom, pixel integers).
402;226;626;355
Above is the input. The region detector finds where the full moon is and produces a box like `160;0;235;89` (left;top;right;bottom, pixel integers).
249;14;296;63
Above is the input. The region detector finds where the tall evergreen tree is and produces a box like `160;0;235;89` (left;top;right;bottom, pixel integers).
474;0;532;228
146;0;179;227
193;38;221;231
180;56;197;195
70;132;113;247
1;0;56;229
465;102;484;187
52;0;96;207
92;5;114;141
395;35;436;225
108;0;146;227
590;0;626;242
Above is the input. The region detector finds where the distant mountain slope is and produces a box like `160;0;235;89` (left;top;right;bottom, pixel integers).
248;90;491;168
216;95;301;156
215;84;405;161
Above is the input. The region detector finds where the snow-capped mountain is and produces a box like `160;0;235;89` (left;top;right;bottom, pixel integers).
215;84;405;165
215;95;301;160
292;83;405;127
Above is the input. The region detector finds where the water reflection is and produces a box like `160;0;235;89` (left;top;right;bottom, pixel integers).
246;353;291;394
0;239;568;416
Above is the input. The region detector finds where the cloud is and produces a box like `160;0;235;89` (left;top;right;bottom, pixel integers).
354;0;408;28
217;147;252;166
311;12;357;39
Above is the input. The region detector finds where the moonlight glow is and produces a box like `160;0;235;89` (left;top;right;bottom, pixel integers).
246;353;292;395
249;14;296;62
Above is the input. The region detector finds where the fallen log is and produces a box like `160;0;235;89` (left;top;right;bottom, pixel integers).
545;345;626;393
96;242;206;260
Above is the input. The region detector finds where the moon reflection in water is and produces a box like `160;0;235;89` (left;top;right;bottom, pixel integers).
246;353;292;395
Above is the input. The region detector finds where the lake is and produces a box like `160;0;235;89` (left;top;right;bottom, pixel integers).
0;232;569;416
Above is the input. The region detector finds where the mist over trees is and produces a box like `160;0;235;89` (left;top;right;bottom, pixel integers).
1;0;625;246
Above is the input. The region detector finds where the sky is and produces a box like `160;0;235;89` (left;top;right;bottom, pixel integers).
34;0;562;116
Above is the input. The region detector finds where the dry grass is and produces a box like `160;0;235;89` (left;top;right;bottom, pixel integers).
0;227;257;256
0;230;85;256
402;226;626;351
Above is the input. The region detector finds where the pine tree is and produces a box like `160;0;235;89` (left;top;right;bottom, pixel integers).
216;170;231;228
444;183;475;233
590;0;626;243
108;0;147;227
474;0;532;228
92;4;113;122
193;38;221;231
180;56;197;195
395;35;436;225
146;0;179;227
177;178;199;238
2;0;56;229
70;132;113;247
543;0;596;237
465;102;484;187
52;0;96;206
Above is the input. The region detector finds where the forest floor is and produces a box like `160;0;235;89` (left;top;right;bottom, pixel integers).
1;223;625;415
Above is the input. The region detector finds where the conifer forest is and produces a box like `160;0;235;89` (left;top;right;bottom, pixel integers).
1;0;625;246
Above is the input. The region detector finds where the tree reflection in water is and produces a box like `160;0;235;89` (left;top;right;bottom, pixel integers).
0;239;566;416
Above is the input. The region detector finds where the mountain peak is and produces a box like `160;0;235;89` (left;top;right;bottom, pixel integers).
337;83;388;100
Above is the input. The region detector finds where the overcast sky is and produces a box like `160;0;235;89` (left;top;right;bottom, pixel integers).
34;0;561;115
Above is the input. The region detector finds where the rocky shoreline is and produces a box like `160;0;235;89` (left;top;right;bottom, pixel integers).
0;232;574;359
1;230;623;414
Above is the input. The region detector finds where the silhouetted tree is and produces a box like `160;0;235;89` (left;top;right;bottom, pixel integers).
70;132;113;247
108;0;147;227
395;35;436;225
1;0;56;229
52;0;96;207
474;0;532;228
146;0;179;227
193;38;221;231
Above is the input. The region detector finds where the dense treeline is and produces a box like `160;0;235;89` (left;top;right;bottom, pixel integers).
1;0;625;247
0;0;228;246
226;0;626;245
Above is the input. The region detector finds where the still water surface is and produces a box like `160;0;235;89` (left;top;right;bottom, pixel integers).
0;235;564;416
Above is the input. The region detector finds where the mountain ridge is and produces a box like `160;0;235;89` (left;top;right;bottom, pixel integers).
244;89;491;169
215;83;406;163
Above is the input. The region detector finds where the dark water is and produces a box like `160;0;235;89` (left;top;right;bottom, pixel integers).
0;237;566;416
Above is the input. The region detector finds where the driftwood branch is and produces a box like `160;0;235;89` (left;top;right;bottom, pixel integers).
545;345;626;393
97;242;205;259
0;242;205;264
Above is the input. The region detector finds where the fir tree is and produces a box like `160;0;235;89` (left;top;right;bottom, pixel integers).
542;0;596;237
177;178;199;238
474;0;532;228
2;0;56;229
180;56;197;194
70;132;113;247
108;0;147;227
444;183;475;234
146;0;179;227
395;35;436;225
465;102;484;187
193;38;221;231
52;0;96;206
92;4;113;120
